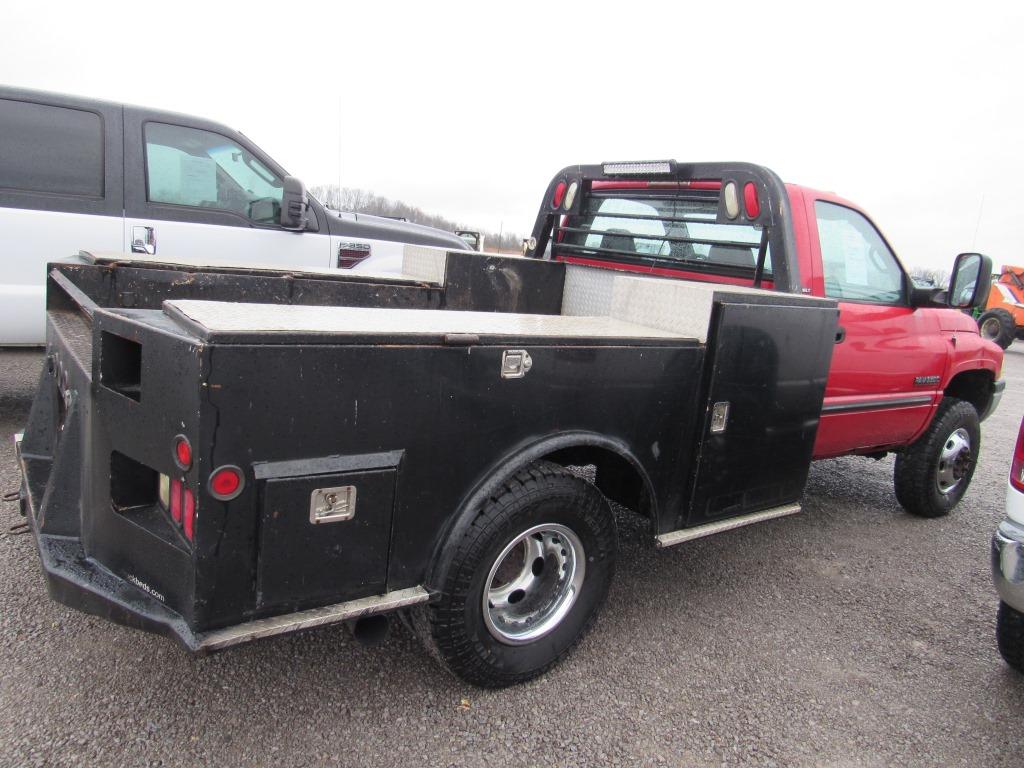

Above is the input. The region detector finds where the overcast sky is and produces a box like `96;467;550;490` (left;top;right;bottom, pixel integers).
3;2;1021;272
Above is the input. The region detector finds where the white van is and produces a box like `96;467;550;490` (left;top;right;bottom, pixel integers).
0;86;469;344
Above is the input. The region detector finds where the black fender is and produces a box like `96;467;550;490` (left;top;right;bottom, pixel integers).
423;430;655;594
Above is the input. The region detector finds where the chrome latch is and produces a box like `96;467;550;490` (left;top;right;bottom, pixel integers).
500;349;533;379
310;486;357;524
710;401;730;434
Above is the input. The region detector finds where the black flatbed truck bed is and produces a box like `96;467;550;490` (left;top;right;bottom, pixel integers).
16;162;838;687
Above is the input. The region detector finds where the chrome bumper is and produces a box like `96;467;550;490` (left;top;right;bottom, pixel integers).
980;379;1005;422
993;518;1024;612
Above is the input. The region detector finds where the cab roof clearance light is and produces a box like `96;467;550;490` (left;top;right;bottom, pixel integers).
602;161;672;175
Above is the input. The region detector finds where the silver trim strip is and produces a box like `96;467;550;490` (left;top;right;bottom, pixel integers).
197;586;430;651
820;396;932;414
655;503;801;548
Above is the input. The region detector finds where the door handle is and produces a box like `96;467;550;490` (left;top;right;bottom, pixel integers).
131;226;156;255
835;326;846;344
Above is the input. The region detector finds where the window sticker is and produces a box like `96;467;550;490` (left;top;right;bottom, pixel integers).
179;155;217;206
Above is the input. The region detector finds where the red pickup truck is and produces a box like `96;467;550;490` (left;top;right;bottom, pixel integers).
527;164;1004;518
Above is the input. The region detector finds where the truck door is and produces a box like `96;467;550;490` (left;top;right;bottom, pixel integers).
122;109;330;269
0;92;124;344
809;199;947;458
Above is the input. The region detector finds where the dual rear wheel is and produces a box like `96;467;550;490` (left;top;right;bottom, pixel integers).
415;461;617;688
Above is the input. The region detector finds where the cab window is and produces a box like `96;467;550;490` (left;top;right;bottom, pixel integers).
144;122;283;225
0;99;103;197
567;191;770;276
815;201;904;303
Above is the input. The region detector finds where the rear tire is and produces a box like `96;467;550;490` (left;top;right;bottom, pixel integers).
978;308;1015;349
997;601;1024;673
893;397;979;518
416;461;617;688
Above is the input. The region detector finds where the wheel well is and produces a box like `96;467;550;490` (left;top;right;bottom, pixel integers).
542;445;652;518
945;370;994;415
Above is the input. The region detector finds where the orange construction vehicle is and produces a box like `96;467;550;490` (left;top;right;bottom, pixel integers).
978;266;1024;349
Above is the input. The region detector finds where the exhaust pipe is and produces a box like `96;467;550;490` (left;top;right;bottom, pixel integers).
347;614;390;646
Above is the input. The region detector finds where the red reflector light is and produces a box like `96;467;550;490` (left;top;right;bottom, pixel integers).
183;489;196;541
743;182;760;219
551;181;567;208
174;435;192;470
208;465;244;500
170;478;183;524
1012;417;1024;493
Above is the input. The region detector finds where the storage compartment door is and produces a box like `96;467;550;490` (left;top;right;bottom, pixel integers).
256;468;395;608
687;302;836;525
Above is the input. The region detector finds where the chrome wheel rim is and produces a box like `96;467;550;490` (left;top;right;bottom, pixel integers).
482;523;585;645
980;317;1000;340
936;427;972;495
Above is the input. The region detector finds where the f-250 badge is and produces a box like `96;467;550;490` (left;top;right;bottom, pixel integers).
914;375;941;386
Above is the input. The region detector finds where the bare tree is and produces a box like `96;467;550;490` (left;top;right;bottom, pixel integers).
310;184;522;252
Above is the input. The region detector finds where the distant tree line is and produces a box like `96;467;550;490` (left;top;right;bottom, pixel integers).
909;267;950;288
310;184;523;252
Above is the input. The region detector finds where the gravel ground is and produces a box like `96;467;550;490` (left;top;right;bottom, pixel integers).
0;346;1021;767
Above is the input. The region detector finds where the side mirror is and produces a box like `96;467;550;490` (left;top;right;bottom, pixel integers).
947;252;992;309
280;175;309;231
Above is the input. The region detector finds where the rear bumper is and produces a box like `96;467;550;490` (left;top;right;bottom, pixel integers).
980;379;1005;422
993;518;1024;613
16;435;203;650
16;435;428;652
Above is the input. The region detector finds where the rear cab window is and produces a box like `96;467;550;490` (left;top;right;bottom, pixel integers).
559;184;771;282
0;99;103;198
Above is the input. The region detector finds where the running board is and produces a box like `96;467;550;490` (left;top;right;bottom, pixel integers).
655;504;801;548
197;586;430;651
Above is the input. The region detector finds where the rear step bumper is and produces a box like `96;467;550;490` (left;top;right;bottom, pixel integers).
15;436;429;653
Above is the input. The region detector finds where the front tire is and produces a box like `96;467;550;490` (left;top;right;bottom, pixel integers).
997;601;1024;673
978;308;1015;349
893;397;980;518
417;461;617;688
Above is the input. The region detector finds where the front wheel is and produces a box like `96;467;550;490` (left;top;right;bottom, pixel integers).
417;461;617;688
893;397;980;518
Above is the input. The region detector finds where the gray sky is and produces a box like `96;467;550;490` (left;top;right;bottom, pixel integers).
3;2;1021;272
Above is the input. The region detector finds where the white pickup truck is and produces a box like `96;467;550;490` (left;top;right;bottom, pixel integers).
0;86;470;345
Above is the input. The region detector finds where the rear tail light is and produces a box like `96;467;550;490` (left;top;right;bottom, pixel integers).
174;435;192;470
209;465;245;501
1011;417;1024;493
160;471;197;542
169;478;183;524
337;242;371;269
183;489;196;541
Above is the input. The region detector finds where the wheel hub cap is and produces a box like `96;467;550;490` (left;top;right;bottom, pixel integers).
483;523;585;645
936;427;972;495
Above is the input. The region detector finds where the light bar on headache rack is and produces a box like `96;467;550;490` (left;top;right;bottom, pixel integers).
601;161;673;175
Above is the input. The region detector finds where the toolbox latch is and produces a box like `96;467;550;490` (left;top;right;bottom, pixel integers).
310;486;357;524
500;349;533;379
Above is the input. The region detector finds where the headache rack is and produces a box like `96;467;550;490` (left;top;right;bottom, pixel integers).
524;161;801;294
